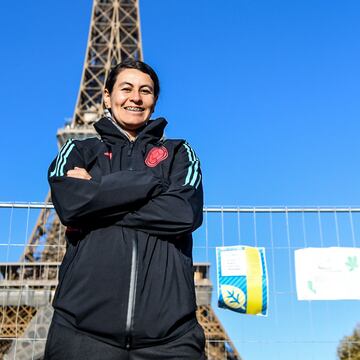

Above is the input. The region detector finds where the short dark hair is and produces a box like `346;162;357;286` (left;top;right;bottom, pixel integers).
105;59;160;98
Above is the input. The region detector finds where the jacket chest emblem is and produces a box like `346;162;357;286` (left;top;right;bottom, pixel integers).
104;151;112;160
145;146;168;167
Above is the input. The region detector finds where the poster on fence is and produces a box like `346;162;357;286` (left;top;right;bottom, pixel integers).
295;247;360;300
216;245;268;316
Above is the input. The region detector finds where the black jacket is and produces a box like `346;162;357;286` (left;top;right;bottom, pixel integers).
48;117;203;349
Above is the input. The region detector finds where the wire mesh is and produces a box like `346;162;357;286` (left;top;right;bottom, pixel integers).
0;203;359;359
194;206;360;360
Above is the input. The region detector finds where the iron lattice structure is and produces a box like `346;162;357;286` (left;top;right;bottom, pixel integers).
0;1;241;359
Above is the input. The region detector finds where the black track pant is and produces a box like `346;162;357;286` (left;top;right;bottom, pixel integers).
44;322;206;360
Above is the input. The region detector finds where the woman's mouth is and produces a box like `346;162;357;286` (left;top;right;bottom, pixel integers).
123;106;144;112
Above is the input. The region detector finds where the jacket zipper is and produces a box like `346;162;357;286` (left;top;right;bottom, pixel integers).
125;140;138;349
127;141;135;156
125;236;138;349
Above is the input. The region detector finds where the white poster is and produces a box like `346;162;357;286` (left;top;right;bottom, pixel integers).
295;247;360;300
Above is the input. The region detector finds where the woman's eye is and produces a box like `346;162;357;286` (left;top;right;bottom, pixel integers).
121;87;131;92
141;89;152;94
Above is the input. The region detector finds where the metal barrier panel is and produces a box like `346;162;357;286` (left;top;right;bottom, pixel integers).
194;207;360;360
0;203;359;359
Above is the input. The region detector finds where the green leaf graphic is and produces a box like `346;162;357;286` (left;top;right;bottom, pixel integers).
346;256;358;271
307;280;316;294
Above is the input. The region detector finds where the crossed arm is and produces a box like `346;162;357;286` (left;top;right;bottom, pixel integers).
49;141;203;235
66;167;92;180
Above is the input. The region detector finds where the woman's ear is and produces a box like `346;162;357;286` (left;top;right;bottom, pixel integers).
103;88;111;109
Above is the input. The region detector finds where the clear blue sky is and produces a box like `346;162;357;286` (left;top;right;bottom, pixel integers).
0;0;359;359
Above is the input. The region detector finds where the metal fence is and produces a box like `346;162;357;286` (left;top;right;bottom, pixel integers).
1;203;360;359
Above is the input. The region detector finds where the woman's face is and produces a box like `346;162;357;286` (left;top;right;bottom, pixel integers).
104;69;156;135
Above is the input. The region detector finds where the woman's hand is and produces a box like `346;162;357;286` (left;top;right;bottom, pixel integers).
67;167;92;180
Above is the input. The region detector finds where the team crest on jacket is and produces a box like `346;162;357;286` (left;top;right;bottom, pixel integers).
145;146;168;167
104;152;112;160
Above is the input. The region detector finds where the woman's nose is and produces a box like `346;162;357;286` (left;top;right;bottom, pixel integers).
130;90;142;103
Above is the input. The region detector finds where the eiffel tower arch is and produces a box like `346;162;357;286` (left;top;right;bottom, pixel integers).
0;1;241;359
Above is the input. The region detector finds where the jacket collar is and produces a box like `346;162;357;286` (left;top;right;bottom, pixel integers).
94;116;167;146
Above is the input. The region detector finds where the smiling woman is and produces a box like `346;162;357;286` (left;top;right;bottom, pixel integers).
103;61;159;139
44;59;205;360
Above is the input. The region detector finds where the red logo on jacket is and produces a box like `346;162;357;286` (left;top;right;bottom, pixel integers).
104;152;112;160
145;146;168;167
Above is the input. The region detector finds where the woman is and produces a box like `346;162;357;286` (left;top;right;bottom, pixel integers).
45;59;205;359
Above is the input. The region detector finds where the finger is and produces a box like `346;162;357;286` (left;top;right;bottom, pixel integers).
66;170;91;180
67;174;85;179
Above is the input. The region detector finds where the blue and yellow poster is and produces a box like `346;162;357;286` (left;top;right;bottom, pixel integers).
216;245;268;316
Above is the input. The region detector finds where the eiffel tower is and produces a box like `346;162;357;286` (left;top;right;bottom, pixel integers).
0;1;241;359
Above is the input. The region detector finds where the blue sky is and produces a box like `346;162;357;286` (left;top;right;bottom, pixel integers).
0;0;360;359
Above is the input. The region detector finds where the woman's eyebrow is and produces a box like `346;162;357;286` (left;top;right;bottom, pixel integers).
119;81;133;87
140;84;154;90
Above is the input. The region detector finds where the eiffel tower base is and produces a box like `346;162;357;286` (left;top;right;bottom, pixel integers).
4;305;53;360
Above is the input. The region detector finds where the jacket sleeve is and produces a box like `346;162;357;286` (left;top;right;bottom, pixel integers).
48;140;165;226
117;141;204;236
